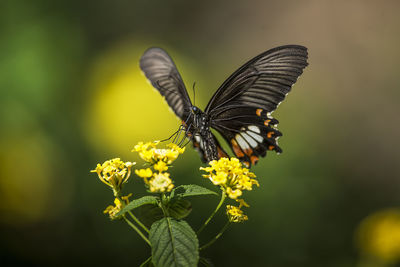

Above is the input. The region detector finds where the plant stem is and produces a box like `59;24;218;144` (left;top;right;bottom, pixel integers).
199;220;230;251
139;256;152;267
128;211;150;233
123;216;151;246
197;191;226;234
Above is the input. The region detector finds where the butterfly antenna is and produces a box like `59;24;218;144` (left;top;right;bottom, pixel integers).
192;81;196;106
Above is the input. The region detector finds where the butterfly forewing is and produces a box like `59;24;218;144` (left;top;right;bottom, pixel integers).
140;47;192;120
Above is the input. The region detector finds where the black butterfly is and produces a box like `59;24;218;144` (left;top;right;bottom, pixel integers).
140;45;308;167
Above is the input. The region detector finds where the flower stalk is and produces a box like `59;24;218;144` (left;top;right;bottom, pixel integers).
200;220;231;251
197;191;226;234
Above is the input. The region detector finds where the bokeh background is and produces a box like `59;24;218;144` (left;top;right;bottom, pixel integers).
1;0;400;266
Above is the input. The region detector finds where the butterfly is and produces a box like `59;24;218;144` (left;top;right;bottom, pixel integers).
140;45;308;167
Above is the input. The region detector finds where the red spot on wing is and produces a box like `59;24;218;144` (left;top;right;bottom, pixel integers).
231;139;244;157
243;148;253;157
250;155;259;165
217;146;228;159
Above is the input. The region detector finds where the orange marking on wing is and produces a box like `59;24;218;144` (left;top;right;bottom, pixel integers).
267;132;274;138
268;145;275;150
243;148;253;156
250;155;259;165
264;120;271;126
243;161;250;168
256;109;263;116
231;139;244;157
217;146;228;159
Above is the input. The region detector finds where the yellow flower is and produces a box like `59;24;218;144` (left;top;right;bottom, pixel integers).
200;157;258;200
121;193;132;203
226;205;248;223
236;198;250;208
154;161;168;172
132;141;184;164
226;187;242;199
167;143;185;154
104;198;123;220
210;172;228;185
356;208;400;263
149;172;174;193
135;168;153;178
91;158;135;194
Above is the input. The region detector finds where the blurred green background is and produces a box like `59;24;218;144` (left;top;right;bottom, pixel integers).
1;0;400;266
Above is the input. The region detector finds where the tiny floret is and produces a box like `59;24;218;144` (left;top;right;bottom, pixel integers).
135;168;153;178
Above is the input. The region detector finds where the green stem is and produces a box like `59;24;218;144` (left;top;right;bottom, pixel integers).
123;216;151;246
197;191;226;234
128;210;150;234
159;193;169;217
115;195;150;234
139;256;152;267
199;220;230;251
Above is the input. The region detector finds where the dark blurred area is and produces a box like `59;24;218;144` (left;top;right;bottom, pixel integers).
1;0;400;266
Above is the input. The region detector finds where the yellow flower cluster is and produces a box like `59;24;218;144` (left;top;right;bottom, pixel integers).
200;157;259;199
91;158;135;195
226;199;249;223
133;141;185;193
133;141;185;165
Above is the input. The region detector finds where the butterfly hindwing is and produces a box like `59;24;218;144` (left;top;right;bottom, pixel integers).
140;47;192;120
206;45;308;166
211;107;282;167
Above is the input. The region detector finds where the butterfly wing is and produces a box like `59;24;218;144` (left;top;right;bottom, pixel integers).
140;47;192;120
205;45;308;167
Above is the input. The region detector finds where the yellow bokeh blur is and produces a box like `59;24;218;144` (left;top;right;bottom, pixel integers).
356;208;400;263
0;102;72;224
83;42;196;157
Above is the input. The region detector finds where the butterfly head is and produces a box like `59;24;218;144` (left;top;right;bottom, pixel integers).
191;106;202;115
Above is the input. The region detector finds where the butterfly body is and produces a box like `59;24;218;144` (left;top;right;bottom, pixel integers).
140;46;308;167
184;106;220;162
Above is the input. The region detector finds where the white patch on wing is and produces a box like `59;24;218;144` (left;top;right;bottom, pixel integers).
248;125;260;133
241;132;258;148
246;131;263;143
235;134;249;150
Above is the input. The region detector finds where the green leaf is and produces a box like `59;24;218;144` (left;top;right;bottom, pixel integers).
137;204;164;228
150;218;199;267
170;185;217;199
167;198;192;219
117;196;159;216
